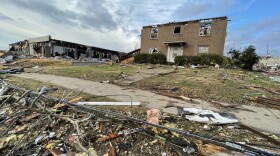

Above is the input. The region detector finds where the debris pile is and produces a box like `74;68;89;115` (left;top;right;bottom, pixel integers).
254;57;280;74
0;81;279;155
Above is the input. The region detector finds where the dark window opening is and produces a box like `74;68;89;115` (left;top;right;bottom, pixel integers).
174;26;181;34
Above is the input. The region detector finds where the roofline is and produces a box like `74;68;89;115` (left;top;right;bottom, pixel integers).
9;36;125;53
51;38;124;53
143;16;228;28
51;38;88;47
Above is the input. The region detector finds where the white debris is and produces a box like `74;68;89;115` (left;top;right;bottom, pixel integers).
76;102;141;106
34;135;44;145
181;108;239;124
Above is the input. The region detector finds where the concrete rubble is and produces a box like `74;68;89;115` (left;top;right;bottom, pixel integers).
254;56;280;74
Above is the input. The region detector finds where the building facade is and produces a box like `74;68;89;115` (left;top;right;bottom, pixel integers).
9;35;123;60
140;16;228;62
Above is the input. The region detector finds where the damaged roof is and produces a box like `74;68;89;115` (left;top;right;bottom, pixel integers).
143;16;228;28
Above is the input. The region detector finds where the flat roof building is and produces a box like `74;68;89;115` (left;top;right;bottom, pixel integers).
9;35;124;60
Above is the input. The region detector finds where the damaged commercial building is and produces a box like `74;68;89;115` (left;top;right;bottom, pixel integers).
9;35;123;60
140;16;228;62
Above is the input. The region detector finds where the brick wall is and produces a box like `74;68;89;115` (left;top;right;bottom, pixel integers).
140;18;227;56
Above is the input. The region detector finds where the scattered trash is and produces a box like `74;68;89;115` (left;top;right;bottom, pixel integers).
191;65;198;68
97;128;143;142
239;124;280;146
227;125;235;129
34;135;44;145
254;97;280;109
0;81;278;156
178;107;239;124
203;125;211;130
270;135;279;140
118;142;132;150
147;109;161;124
121;57;135;64
270;76;280;83
0;68;24;74
100;80;110;83
155;134;166;144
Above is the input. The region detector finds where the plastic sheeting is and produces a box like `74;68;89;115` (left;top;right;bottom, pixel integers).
179;107;239;124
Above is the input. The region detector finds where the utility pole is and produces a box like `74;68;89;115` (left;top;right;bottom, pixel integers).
266;43;269;56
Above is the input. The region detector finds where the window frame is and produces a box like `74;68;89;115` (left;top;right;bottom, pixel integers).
197;45;209;56
199;22;212;37
173;26;182;35
150;27;158;39
149;47;158;54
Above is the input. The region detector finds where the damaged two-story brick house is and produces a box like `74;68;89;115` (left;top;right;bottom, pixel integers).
140;16;228;62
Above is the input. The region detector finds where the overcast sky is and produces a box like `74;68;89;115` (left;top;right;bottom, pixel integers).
0;0;279;56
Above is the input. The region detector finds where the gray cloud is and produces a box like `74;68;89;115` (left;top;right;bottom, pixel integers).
0;12;13;21
3;0;117;32
172;0;235;20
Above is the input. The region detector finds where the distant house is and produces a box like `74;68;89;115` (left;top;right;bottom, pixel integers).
140;16;228;62
9;35;123;60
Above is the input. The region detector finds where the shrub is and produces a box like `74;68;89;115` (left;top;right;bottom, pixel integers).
200;54;212;65
149;53;166;64
175;54;226;66
134;53;166;64
209;54;224;65
221;57;233;68
228;49;241;65
240;46;260;71
186;56;201;65
174;56;186;65
228;45;260;71
134;53;150;63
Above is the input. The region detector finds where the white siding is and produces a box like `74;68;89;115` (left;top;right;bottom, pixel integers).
29;43;35;55
28;36;50;43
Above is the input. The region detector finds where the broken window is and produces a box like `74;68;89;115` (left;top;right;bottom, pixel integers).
174;26;181;34
198;45;209;56
150;27;158;39
199;23;211;36
149;48;158;54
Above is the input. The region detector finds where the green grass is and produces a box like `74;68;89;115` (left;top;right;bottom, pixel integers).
42;64;148;82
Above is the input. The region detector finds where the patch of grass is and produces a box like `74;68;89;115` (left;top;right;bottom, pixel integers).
247;77;275;86
177;80;196;87
134;67;280;104
17;58;72;67
42;64;148;82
